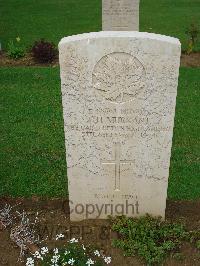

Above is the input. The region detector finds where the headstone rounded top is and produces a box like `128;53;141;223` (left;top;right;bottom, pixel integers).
59;31;181;48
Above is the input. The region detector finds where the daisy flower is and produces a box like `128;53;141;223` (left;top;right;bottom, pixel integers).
94;250;100;257
104;256;112;264
26;257;34;266
69;238;78;243
68;258;75;265
86;258;95;265
56;233;65;240
41;246;49;255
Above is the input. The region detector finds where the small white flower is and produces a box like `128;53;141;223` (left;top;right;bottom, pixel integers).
68;258;75;265
69;238;78;243
51;255;60;264
33;251;43;260
64;250;70;255
82;244;86;250
33;251;39;257
104;256;112;264
53;248;59;254
56;233;65;240
94;250;100;257
26;257;34;266
41;246;49;255
86;258;95;265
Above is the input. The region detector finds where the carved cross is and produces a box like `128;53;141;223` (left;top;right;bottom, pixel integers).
102;142;134;191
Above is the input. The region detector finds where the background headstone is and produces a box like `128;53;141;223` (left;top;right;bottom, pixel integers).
102;0;140;31
59;32;181;221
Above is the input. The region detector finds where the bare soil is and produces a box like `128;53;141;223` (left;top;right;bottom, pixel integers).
0;52;200;68
0;197;199;266
181;53;200;68
0;52;58;67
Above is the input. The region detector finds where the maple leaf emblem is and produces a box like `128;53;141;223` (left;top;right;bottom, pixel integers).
93;52;145;103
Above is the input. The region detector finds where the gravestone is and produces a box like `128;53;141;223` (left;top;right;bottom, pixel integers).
59;31;181;221
102;0;140;31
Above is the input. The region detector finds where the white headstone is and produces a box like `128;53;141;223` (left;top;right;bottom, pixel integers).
59;31;181;221
102;0;140;31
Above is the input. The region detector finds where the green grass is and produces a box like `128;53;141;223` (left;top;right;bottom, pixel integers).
0;67;67;197
168;67;200;200
0;67;199;199
0;0;200;51
140;0;200;51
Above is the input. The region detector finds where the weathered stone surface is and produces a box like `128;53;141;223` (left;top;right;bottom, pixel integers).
102;0;140;31
59;32;181;221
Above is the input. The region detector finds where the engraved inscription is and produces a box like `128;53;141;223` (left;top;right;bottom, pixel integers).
93;52;145;104
102;142;134;191
102;0;139;31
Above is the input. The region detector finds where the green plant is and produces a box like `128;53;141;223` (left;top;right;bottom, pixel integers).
26;238;111;266
189;230;200;249
185;23;199;54
31;39;57;63
7;37;25;59
172;252;185;261
111;215;190;265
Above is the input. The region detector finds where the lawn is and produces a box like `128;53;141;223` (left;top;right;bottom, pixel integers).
0;0;200;51
0;67;199;200
168;67;200;200
0;67;67;197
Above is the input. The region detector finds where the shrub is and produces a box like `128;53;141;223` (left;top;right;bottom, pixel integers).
7;37;25;59
111;215;190;265
185;23;199;54
197;240;200;249
31;39;57;63
190;230;200;249
26;237;111;266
